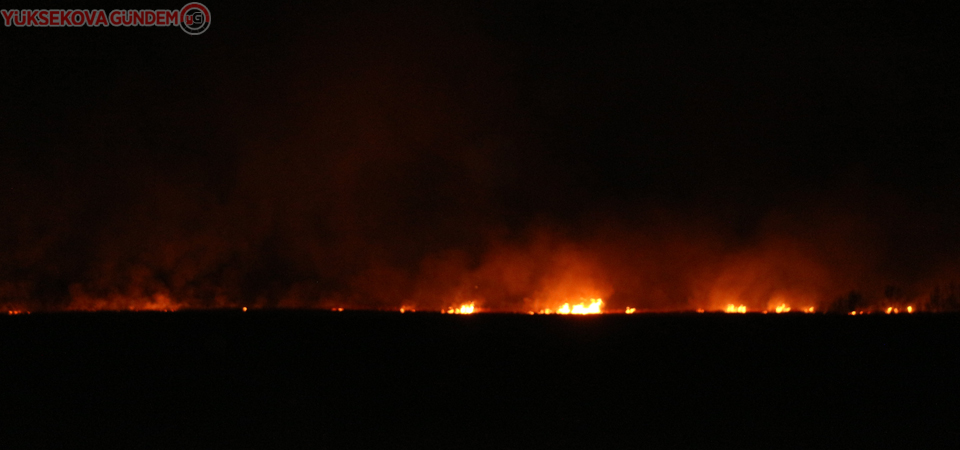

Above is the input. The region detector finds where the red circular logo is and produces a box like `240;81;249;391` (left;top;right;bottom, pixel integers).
179;2;210;35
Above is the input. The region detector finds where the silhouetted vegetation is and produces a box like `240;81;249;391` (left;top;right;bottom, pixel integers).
822;284;960;313
827;291;864;313
927;284;960;312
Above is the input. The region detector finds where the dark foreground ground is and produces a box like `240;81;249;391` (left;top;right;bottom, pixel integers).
2;311;959;449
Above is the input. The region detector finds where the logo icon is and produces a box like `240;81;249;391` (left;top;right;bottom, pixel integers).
179;2;209;35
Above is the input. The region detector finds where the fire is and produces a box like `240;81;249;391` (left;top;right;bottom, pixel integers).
625;307;636;314
537;298;604;315
773;303;791;313
7;310;28;315
883;306;914;314
562;298;603;314
725;304;747;313
445;302;475;314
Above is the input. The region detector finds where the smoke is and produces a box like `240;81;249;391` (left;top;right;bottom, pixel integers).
1;2;957;312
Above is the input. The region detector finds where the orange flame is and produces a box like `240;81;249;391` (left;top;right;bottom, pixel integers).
537;298;604;315
725;304;747;313
445;302;475;314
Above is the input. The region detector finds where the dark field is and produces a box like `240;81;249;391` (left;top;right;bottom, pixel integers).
2;312;959;448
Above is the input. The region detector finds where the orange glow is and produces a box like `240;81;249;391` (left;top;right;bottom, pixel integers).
537;298;604;315
242;307;247;312
696;308;705;313
725;304;747;313
445;302;476;314
625;307;636;314
907;306;913;313
66;292;184;312
7;310;28;315
806;307;815;313
564;298;603;314
773;303;791;313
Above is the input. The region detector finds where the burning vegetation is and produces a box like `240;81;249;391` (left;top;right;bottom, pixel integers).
1;2;958;317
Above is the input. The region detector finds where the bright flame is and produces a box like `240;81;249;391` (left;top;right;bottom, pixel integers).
774;303;791;313
625;307;636;314
726;304;747;313
445;302;476;314
806;307;815;313
907;306;913;313
539;298;604;315
568;298;603;314
242;307;247;312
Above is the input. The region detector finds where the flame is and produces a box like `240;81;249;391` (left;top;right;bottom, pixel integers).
564;298;603;314
625;307;636;314
806;307;815;313
445;302;475;314
773;303;791;313
907;306;913;313
725;304;747;313
7;310;28;315
242;307;247;312
537;298;604;315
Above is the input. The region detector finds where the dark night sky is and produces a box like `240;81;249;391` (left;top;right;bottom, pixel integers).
1;1;958;311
